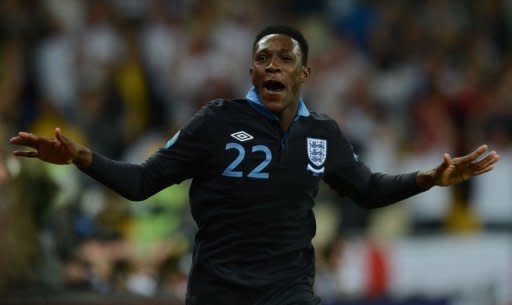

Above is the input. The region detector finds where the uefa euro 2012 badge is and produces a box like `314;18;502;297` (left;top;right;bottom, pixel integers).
306;137;327;176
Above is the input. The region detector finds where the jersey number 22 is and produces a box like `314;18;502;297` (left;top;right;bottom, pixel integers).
222;143;271;179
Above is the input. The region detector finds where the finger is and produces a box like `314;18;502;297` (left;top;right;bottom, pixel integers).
55;128;65;143
438;153;451;170
452;145;489;165
443;153;451;164
470;151;499;170
55;128;73;148
474;151;500;168
55;127;65;142
469;144;489;160
10;132;39;147
472;166;494;176
17;131;38;139
12;150;39;158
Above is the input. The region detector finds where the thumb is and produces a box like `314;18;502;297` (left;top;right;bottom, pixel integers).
439;153;451;170
55;128;69;145
433;153;451;182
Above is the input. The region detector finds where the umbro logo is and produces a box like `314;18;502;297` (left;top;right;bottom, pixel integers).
231;131;254;142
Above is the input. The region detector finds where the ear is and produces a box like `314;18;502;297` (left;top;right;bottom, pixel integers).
300;66;311;83
249;65;253;76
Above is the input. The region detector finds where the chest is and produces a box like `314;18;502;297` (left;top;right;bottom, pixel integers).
206;119;330;189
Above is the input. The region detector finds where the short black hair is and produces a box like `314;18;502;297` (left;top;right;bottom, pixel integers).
253;25;309;65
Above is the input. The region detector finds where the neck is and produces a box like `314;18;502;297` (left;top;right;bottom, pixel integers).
277;102;299;132
245;87;309;131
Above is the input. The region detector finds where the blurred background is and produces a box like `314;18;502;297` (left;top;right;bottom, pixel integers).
1;0;512;305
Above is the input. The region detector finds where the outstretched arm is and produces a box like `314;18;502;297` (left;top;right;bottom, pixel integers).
9;128;156;200
10;128;202;201
324;145;500;209
324;120;500;209
416;144;499;189
10;104;213;201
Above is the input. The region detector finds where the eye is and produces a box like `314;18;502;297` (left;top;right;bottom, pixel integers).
281;54;294;62
255;54;267;63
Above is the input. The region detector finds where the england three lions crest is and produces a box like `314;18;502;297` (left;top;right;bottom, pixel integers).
307;138;327;176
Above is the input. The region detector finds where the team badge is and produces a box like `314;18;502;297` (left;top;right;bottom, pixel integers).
306;137;327;176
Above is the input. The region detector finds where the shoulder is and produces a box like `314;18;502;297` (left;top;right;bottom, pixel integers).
306;111;344;133
305;112;359;163
202;98;251;113
190;98;248;120
182;98;250;133
308;111;334;122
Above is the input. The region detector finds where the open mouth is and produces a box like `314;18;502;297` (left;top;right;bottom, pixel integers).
263;80;286;92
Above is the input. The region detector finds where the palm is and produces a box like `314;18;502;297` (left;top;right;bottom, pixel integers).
433;146;499;186
33;138;75;164
436;163;472;186
10;130;76;164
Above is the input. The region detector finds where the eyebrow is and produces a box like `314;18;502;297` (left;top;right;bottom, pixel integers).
253;38;303;61
255;48;295;53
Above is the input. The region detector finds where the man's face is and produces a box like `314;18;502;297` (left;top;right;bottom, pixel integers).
250;34;310;116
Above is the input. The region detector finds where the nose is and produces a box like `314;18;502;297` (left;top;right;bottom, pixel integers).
265;56;280;72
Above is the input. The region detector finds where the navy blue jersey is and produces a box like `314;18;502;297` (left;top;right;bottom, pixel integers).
80;89;425;303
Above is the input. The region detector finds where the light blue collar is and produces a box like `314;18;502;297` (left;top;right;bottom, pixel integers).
245;87;310;121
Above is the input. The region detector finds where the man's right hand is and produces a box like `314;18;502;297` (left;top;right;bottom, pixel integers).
10;128;92;167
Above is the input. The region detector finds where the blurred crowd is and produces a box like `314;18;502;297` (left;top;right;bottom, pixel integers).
1;0;512;303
